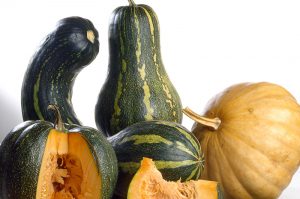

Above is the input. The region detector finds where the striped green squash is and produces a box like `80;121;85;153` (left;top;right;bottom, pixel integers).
0;105;117;199
108;120;204;198
21;16;99;124
95;0;182;136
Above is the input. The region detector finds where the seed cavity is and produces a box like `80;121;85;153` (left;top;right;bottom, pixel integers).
51;154;83;199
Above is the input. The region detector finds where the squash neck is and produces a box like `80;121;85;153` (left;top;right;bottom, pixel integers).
183;107;221;130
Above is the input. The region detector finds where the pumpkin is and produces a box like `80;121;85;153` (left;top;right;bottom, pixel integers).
128;157;223;199
0;105;117;199
183;82;300;199
95;0;182;136
108;120;204;198
21;16;99;125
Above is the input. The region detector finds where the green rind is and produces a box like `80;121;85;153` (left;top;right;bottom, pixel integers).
0;122;117;199
21;16;99;125
109;120;204;197
69;125;118;199
0;121;53;199
95;4;182;136
0;121;38;197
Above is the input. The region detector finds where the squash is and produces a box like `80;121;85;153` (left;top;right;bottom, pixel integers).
21;16;99;125
108;120;204;198
95;0;182;136
183;82;300;199
128;157;223;199
0;105;117;199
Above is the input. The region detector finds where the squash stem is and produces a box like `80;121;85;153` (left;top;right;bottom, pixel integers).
183;107;221;130
48;104;65;132
128;0;136;6
87;30;95;44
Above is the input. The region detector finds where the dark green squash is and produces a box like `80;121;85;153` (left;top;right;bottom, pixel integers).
108;120;204;198
95;0;182;136
0;105;117;199
21;16;99;125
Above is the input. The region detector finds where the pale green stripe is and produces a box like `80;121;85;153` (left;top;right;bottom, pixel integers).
67;88;72;106
119;159;198;175
122;59;127;72
186;166;199;181
175;141;197;159
155;121;201;155
110;73;122;128
133;7;141;63
33;73;44;120
118;134;172;146
151;8;160;32
155;160;198;170
141;7;155;43
138;64;154;120
67;118;74;125
176;127;201;155
120;28;125;55
113;73;123;115
119;162;140;174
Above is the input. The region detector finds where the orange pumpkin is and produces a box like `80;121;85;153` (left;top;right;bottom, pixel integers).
183;82;300;199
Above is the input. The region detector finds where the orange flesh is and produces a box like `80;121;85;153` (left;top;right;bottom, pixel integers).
128;157;220;199
36;130;101;199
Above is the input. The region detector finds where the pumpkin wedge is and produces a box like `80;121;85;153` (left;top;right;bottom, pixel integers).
128;157;223;199
0;105;117;199
183;82;300;199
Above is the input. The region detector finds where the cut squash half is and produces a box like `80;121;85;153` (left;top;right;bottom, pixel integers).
36;130;101;199
128;157;223;199
0;104;117;199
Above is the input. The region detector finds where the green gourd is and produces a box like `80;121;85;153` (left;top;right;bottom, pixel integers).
21;16;99;125
109;120;204;197
95;0;182;136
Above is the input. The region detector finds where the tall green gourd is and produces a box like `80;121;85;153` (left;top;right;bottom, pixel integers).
21;17;99;125
95;0;182;136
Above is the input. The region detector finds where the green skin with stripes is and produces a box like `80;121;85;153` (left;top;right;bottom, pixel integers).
0;121;118;199
95;3;183;136
108;120;204;198
21;16;99;125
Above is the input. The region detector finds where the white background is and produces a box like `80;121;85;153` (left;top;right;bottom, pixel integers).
0;0;299;198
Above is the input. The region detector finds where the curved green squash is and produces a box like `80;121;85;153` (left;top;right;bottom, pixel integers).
0;106;117;199
109;120;204;198
21;16;99;125
95;1;182;136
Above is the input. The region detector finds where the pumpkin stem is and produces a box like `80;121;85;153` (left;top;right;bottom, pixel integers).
183;107;221;130
48;104;65;131
128;0;136;6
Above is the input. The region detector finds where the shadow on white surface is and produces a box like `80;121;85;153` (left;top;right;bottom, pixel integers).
0;92;22;143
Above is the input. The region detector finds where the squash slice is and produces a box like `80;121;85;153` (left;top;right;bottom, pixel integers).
128;157;223;199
